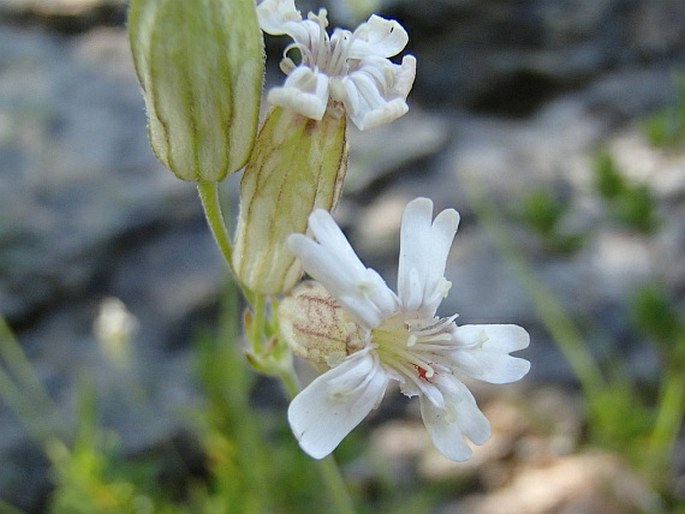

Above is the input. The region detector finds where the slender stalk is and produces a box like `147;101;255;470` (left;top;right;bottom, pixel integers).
197;181;234;268
0;497;29;514
249;293;266;355
276;367;300;399
318;455;357;514
198;182;355;512
645;355;685;481
0;316;58;414
466;183;605;398
0;316;60;445
278;364;356;514
0;364;53;446
197;181;255;306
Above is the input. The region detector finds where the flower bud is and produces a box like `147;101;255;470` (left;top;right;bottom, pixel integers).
128;0;263;181
232;107;347;295
278;281;364;370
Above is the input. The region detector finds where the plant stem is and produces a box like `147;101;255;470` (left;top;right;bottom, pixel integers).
279;365;356;514
0;316;58;414
0;316;59;444
276;365;300;399
198;182;355;512
197;181;234;268
197;181;255;305
318;455;357;514
645;353;685;481
466;183;605;398
249;292;266;355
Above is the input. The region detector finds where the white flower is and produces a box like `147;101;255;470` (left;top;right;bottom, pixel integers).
286;198;531;461
257;0;416;130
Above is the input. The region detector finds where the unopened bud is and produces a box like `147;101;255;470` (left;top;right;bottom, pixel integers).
233;107;347;294
128;0;263;181
278;281;364;370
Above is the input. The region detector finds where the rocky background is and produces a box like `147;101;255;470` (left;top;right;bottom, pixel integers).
1;0;684;512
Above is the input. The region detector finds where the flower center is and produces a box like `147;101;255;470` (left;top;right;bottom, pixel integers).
371;313;457;388
281;9;354;79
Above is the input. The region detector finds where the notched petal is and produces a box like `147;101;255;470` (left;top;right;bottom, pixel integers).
267;67;329;120
420;377;491;461
288;351;389;459
452;325;531;384
350;14;409;58
257;0;302;35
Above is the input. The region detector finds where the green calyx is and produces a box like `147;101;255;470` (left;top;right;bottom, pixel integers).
233;107;348;295
128;0;264;181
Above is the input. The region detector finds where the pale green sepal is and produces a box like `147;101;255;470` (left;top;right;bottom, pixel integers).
128;0;263;181
233;107;348;295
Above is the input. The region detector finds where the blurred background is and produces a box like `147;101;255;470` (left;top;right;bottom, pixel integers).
0;0;684;512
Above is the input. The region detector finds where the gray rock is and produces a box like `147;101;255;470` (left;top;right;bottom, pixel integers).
0;23;235;510
344;67;683;385
382;0;685;113
0;0;127;31
0;25;200;322
1;1;684;509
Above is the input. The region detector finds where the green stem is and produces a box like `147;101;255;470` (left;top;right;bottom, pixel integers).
0;360;53;446
318;455;357;514
0;316;60;444
198;182;355;512
0;316;58;414
249;293;266;355
278;365;356;514
466;182;605;398
197;181;234;268
197;181;255;305
277;365;300;399
0;497;29;514
645;355;685;481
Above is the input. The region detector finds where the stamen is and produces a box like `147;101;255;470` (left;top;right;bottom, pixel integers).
327;31;352;76
313;9;329;70
283;42;309;70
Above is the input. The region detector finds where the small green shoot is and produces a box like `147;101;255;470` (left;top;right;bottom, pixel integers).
593;151;659;233
517;189;586;254
642;74;685;150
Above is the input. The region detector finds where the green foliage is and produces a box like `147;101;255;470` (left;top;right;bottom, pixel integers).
47;385;157;514
592;151;659;233
37;281;351;514
642;75;685;150
587;383;653;460
187;283;353;514
517;189;586;254
631;284;682;352
594;151;625;200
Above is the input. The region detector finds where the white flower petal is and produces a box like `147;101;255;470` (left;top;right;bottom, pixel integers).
394;55;417;98
260;2;415;128
451;324;531;384
288;350;390;459
358;98;409;131
288;210;398;328
340;66;411;130
267;67;329;120
420;376;491;461
397;198;460;316
257;0;302;35
349;14;409;58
